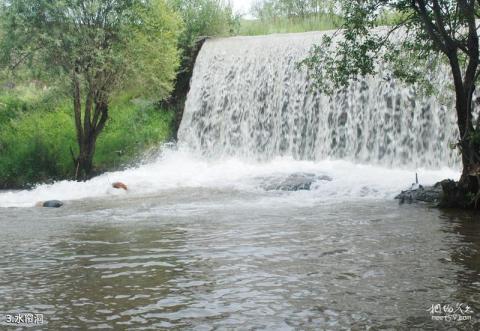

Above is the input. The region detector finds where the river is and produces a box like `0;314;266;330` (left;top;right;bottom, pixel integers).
0;155;479;329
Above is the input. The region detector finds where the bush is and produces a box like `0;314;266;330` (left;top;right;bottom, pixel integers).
172;0;239;50
0;90;174;188
0;102;76;188
94;98;174;171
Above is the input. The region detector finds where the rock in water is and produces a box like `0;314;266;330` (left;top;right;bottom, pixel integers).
395;183;443;204
260;172;332;191
42;200;64;208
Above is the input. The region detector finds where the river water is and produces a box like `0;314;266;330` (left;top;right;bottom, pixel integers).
0;153;479;330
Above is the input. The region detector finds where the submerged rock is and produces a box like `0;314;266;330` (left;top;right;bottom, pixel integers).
42;200;64;208
260;172;332;191
395;182;443;204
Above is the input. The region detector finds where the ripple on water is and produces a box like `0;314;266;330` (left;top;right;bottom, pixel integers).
0;200;479;329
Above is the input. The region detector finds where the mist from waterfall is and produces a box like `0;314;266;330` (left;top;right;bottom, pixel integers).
179;31;459;170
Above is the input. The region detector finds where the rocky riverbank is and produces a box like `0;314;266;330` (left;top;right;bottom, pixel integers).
395;182;444;205
395;179;479;209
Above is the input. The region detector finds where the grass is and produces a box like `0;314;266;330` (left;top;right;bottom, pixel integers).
237;14;342;36
236;10;406;37
94;97;174;171
0;86;174;188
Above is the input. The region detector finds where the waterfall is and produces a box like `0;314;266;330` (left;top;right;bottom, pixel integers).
0;31;462;208
178;31;459;169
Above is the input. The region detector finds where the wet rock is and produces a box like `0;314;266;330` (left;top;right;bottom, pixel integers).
395;182;443;204
42;200;64;208
260;172;332;191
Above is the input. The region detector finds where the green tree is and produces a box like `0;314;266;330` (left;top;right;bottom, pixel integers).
171;0;239;50
302;0;480;208
0;0;181;179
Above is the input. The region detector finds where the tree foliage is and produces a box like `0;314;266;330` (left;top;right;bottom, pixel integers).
171;0;239;51
0;0;182;179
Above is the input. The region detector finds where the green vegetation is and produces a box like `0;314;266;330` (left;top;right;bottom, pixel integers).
240;0;340;35
171;0;240;49
0;0;181;180
250;0;336;20
0;86;173;188
0;91;75;188
94;97;174;170
238;15;339;36
238;0;407;36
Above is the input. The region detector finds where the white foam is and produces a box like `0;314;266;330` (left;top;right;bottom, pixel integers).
0;147;459;208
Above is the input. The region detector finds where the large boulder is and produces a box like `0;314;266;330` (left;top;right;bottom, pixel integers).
260;172;332;191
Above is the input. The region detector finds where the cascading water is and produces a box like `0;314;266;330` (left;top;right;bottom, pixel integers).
179;31;459;169
0;31;461;208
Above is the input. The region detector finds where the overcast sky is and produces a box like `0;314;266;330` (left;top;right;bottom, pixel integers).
231;0;255;17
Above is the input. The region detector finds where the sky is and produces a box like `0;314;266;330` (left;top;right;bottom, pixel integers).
231;0;255;17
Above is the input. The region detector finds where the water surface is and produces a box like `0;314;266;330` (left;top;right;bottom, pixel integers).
1;186;479;330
